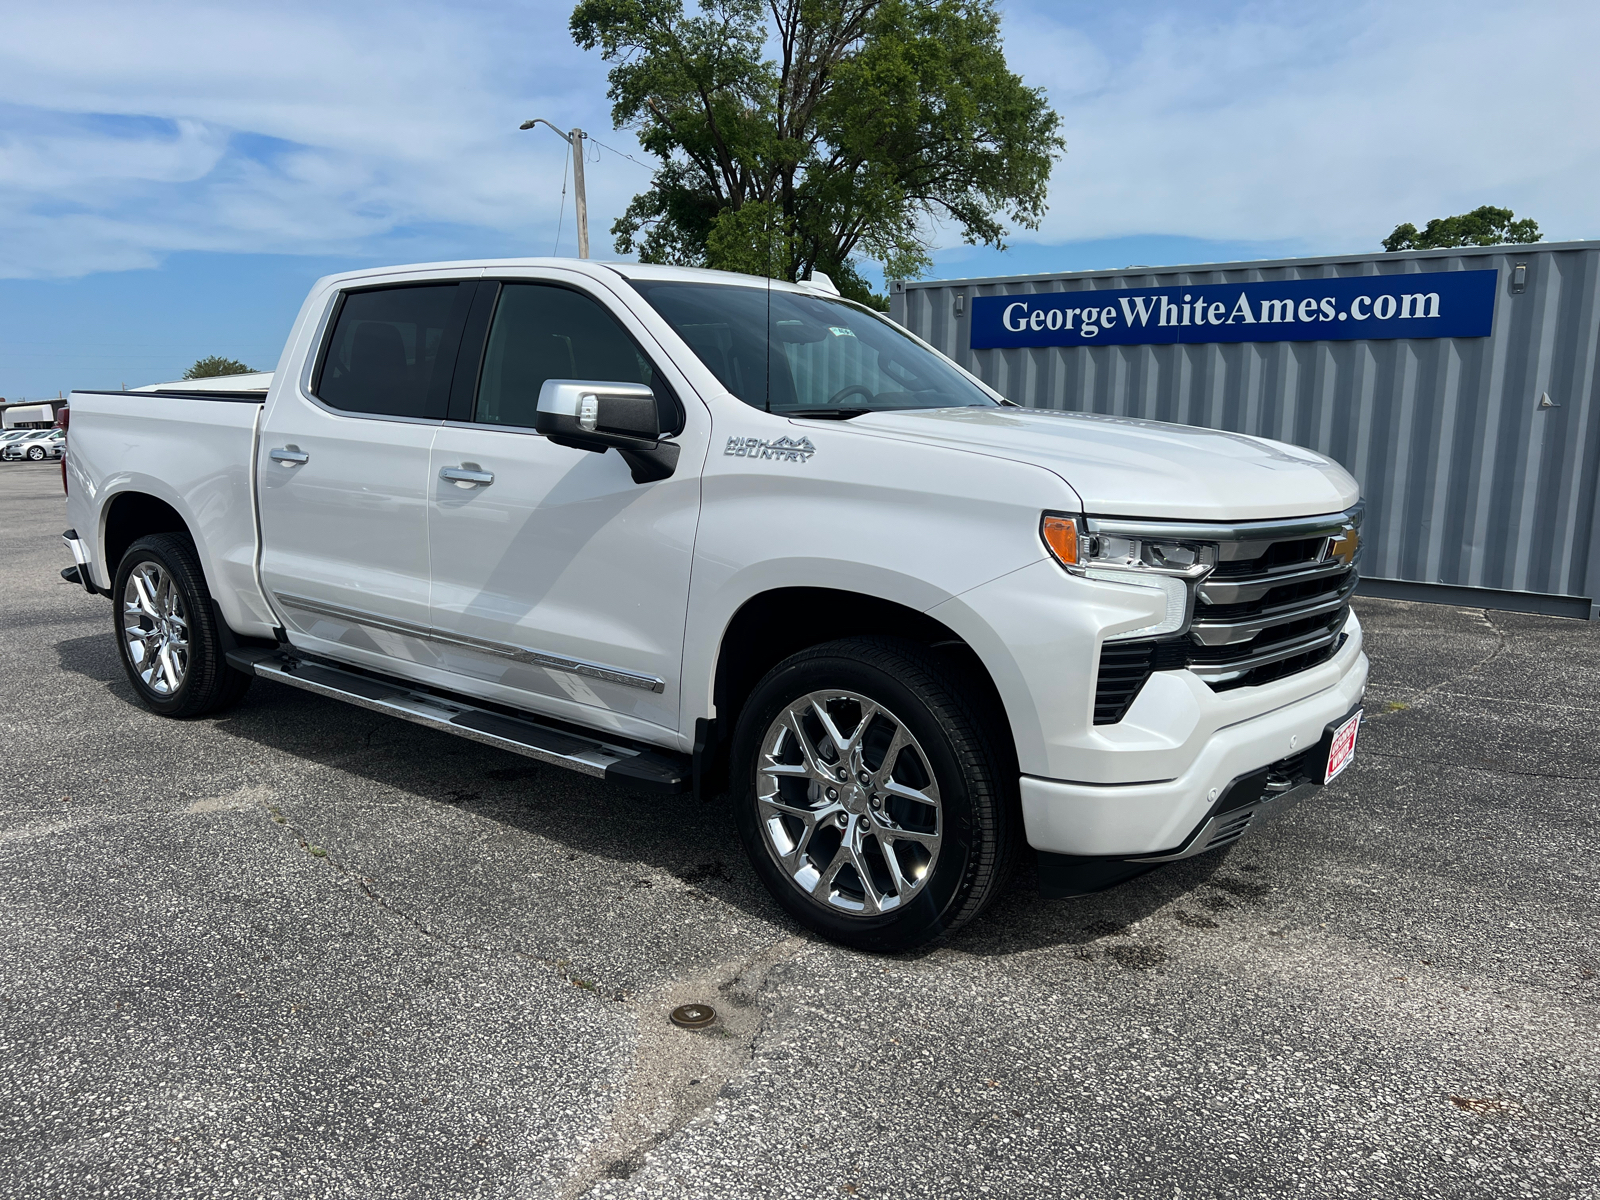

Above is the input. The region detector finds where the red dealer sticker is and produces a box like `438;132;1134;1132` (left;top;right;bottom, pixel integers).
1324;710;1362;783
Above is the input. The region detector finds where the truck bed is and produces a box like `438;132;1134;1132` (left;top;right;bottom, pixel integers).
65;389;277;637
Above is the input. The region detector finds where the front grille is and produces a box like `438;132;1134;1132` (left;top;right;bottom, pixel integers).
1092;511;1360;723
1187;531;1358;690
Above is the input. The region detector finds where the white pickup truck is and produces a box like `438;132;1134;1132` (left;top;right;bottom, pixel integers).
61;259;1367;950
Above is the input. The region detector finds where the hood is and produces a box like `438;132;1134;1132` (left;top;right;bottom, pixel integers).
839;407;1359;521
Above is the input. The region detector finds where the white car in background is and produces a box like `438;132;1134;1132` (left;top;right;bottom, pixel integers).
2;428;64;460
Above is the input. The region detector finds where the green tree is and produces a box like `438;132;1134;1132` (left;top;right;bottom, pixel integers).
183;356;255;379
1383;206;1541;253
569;0;1064;306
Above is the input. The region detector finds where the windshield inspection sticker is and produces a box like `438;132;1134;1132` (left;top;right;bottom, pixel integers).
725;435;817;463
828;326;856;338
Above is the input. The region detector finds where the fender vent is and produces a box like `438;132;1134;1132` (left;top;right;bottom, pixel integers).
1093;640;1186;724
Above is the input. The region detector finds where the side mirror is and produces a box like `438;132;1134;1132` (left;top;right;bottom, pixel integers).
534;379;679;483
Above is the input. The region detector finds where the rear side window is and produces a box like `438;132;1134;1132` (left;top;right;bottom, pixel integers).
316;284;465;418
474;284;667;430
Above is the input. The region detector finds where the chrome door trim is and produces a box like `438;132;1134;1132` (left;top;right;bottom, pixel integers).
273;592;667;693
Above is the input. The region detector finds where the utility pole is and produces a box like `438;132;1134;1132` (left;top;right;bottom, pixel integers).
519;119;588;258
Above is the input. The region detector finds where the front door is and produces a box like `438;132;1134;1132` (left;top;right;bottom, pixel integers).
426;277;703;735
258;280;472;671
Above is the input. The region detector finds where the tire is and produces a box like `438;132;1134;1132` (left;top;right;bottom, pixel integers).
730;637;1021;952
27;446;45;461
113;533;253;718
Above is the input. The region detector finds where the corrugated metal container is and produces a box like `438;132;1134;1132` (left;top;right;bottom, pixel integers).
890;240;1600;619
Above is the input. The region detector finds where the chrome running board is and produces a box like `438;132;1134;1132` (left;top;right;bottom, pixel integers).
225;647;689;793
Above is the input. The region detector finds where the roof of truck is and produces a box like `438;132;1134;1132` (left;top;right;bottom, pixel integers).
312;258;839;297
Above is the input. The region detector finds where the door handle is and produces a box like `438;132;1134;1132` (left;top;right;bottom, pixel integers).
440;465;494;488
270;447;309;466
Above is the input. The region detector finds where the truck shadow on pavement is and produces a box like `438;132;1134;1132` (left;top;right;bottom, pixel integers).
55;630;1251;960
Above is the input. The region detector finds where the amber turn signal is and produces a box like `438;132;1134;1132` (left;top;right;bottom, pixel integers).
1041;515;1081;567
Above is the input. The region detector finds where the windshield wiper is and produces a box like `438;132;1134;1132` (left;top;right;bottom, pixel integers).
780;408;874;420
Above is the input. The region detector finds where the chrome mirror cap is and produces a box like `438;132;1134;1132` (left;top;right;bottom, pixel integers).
534;379;678;484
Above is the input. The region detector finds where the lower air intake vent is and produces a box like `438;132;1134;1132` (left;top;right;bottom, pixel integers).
1094;643;1154;724
1093;640;1188;725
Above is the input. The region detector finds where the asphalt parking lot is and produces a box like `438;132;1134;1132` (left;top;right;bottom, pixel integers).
1;459;1597;1199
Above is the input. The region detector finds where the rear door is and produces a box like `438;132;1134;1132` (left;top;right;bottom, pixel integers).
424;274;706;735
257;277;475;671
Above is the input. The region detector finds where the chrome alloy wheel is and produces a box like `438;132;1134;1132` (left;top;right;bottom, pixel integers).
756;690;943;916
121;562;190;696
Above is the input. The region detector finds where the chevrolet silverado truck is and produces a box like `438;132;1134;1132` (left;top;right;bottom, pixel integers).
60;259;1366;950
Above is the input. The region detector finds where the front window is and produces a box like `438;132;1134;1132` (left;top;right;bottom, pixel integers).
628;281;997;417
475;283;662;430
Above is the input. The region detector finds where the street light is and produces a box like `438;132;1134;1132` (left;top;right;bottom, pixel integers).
520;119;588;259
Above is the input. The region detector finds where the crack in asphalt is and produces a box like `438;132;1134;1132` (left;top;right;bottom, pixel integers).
254;792;816;1198
1358;747;1600;783
258;797;583;978
1366;608;1511;722
556;936;812;1200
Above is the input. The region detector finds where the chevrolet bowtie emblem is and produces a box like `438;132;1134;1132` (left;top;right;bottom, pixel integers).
1325;526;1360;566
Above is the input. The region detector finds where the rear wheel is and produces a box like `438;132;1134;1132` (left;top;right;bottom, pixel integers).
114;533;252;717
730;637;1019;952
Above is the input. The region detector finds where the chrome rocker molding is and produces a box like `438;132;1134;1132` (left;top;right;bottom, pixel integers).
225;647;689;792
272;592;667;694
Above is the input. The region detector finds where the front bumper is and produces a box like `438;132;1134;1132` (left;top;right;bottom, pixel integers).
1036;698;1364;897
1020;643;1367;858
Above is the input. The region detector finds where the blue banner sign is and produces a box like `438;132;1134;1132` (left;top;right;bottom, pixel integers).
969;269;1498;349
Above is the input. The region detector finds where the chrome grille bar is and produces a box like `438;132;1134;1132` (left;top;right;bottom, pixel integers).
1187;621;1347;682
1190;573;1360;646
1197;556;1348;605
1084;508;1357;545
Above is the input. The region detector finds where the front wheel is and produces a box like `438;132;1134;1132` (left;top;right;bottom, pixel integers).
730;637;1020;952
27;446;46;461
113;533;252;717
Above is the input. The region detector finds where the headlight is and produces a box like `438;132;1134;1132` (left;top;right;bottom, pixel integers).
1041;514;1215;640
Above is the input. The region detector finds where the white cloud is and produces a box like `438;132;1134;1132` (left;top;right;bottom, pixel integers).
0;0;643;277
0;0;1595;278
1005;0;1600;249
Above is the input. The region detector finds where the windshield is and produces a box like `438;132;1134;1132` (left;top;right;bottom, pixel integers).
628;280;997;416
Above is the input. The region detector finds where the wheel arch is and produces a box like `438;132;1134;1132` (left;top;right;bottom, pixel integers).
701;586;1018;795
101;489;193;588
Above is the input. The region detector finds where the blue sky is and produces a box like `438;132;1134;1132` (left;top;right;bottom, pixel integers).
3;0;1597;397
